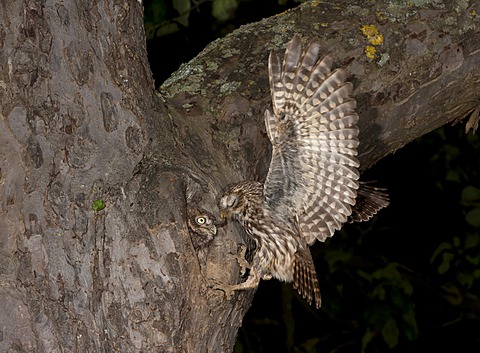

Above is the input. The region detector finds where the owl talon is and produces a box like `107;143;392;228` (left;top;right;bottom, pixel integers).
210;280;235;300
209;271;260;301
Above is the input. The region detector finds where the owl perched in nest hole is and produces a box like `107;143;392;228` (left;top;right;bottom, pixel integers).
187;206;219;249
217;35;389;308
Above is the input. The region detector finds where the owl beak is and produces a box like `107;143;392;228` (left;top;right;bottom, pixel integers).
218;210;229;227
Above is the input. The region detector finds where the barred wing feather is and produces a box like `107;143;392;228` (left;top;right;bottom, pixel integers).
264;35;360;244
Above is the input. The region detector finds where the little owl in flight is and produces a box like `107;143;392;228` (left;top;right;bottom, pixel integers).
218;35;389;308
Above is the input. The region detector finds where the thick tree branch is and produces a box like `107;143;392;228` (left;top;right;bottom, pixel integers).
161;0;480;172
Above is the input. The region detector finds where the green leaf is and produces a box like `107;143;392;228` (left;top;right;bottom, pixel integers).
381;318;399;349
390;286;412;307
457;272;474;288
465;233;480;248
324;248;352;269
466;254;480;266
461;185;480;204
358;270;373;282
144;0;168;23
371;263;402;282
452;236;461;247
361;328;376;353
431;242;453;263
173;0;191;27
300;337;320;353
466;208;480;227
212;0;239;21
233;340;243;353
474;268;480;279
444;144;460;161
445;170;461;183
154;22;180;37
92;199;106;212
404;280;414;296
402;309;418;341
438;252;454;274
372;285;387;300
443;285;462;305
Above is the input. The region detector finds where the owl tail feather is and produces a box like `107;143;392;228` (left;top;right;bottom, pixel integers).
292;247;322;308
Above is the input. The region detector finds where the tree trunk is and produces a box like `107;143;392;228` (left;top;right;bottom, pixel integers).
0;0;478;352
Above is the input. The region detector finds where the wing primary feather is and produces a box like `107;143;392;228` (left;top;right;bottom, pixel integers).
348;182;390;222
263;35;365;243
282;36;303;107
268;51;283;115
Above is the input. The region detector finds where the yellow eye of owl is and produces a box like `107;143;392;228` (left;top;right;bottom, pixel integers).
195;216;206;225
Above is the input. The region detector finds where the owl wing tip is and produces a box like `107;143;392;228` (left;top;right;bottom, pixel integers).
348;182;390;223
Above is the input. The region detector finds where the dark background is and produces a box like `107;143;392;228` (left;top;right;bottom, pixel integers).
144;1;480;352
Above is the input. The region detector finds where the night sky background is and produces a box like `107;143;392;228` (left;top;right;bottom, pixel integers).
143;1;480;352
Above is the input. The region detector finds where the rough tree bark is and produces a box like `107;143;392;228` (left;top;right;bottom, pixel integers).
0;0;479;352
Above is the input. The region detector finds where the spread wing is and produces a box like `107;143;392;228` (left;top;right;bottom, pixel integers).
264;35;360;244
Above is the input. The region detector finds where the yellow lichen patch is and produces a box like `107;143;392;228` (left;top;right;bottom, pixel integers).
361;24;384;45
365;46;376;59
376;12;387;22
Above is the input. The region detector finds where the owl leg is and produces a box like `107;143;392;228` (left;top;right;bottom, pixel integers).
210;243;264;299
211;270;260;300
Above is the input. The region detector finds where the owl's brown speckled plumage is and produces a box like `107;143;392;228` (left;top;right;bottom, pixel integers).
218;35;389;308
187;206;218;249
